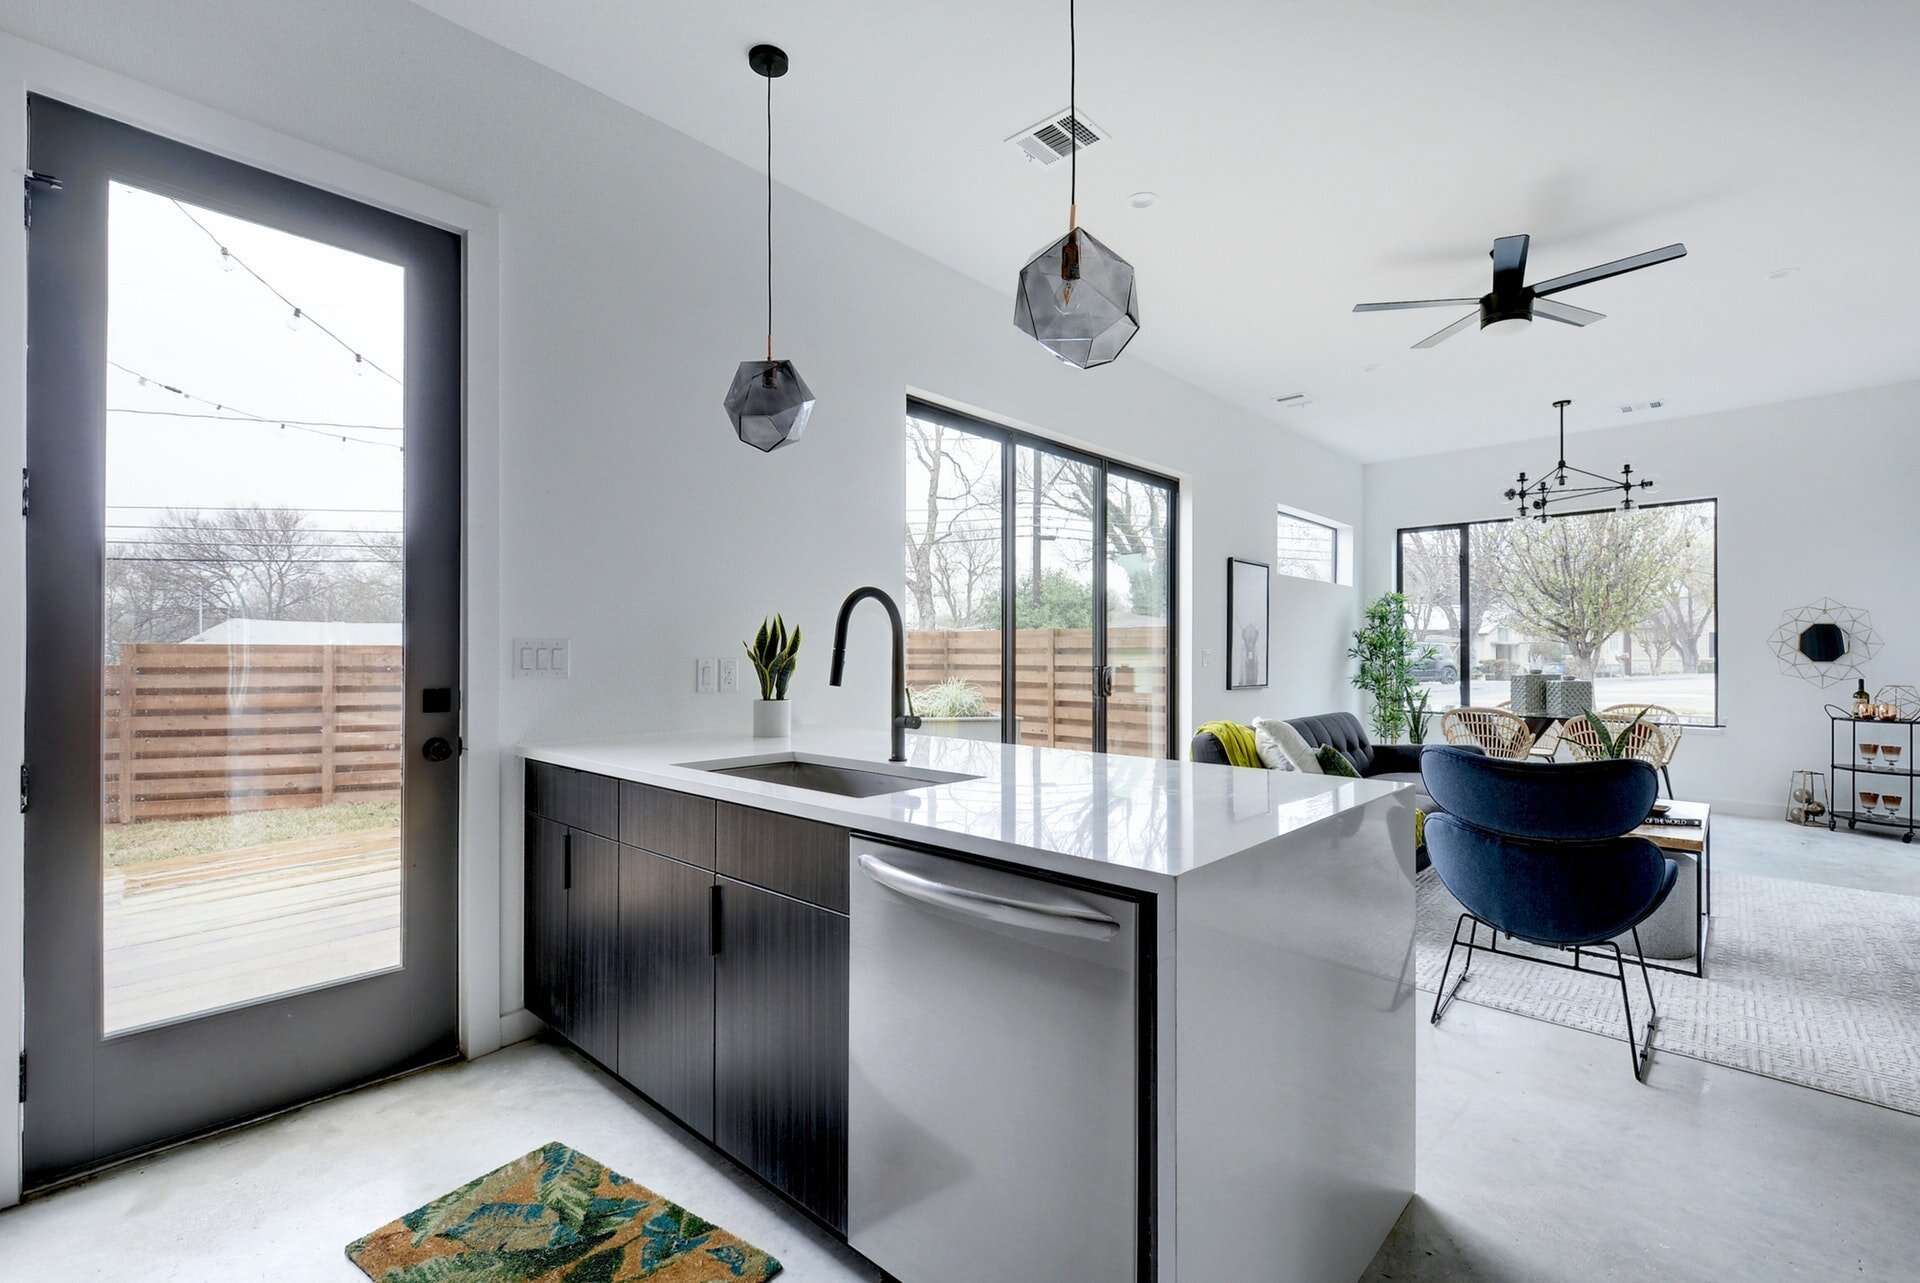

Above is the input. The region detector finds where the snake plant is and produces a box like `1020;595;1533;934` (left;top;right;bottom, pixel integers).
744;615;801;701
1581;708;1648;760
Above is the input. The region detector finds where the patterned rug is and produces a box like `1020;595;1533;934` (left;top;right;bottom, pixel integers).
347;1142;783;1281
1415;869;1920;1114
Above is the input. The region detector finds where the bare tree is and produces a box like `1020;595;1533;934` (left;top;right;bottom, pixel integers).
1489;507;1696;677
904;417;1002;628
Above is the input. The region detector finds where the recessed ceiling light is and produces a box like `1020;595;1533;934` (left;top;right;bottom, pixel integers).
1127;191;1157;208
1764;267;1801;281
1362;364;1384;374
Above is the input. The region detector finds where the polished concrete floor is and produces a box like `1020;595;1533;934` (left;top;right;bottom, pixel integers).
3;1015;1913;1282
2;814;1913;1280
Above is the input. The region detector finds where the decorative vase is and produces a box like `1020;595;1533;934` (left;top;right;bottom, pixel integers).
1511;673;1548;717
752;699;792;738
1545;678;1593;720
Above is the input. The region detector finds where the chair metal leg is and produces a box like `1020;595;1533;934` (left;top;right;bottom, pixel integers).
1605;932;1660;1082
1661;764;1674;797
1431;913;1478;1026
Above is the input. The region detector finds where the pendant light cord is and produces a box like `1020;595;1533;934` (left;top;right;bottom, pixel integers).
1068;0;1077;231
766;70;775;363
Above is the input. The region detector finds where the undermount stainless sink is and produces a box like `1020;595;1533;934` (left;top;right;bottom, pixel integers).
684;754;978;798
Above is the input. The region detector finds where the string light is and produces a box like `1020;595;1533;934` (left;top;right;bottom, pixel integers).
108;361;403;452
167;198;401;384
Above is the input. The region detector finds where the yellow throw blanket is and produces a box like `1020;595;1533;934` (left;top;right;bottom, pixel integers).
1196;720;1263;768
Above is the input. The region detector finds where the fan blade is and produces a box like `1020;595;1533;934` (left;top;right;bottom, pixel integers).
1353;298;1479;312
1491;234;1530;294
1532;243;1687;296
1534;298;1605;326
1413;312;1479;348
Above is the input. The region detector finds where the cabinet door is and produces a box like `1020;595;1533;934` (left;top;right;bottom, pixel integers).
566;830;622;1068
714;877;849;1231
618;847;716;1137
523;815;569;1031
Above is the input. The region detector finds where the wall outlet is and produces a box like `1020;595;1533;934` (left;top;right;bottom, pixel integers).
1201;648;1216;669
694;657;718;693
718;657;739;694
513;638;570;678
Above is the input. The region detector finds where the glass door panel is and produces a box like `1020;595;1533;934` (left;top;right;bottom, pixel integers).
902;410;1005;742
1398;527;1467;711
100;184;407;1035
1104;473;1174;759
1013;445;1099;751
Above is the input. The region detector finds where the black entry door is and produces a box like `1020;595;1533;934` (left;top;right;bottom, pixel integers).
22;98;462;1186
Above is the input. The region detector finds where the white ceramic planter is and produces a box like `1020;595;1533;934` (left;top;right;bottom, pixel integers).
752;699;792;738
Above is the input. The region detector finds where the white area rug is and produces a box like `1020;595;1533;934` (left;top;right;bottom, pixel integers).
1415;868;1920;1114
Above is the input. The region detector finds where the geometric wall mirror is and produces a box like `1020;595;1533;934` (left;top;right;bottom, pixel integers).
1770;597;1879;687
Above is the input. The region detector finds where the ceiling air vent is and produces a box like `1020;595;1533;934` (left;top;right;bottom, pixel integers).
1618;400;1667;415
1007;109;1108;166
1273;393;1316;408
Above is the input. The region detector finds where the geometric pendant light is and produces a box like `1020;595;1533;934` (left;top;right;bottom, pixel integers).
1013;0;1139;368
725;43;815;451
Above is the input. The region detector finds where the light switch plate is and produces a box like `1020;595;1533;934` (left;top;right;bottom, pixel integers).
718;658;739;694
513;638;570;678
695;657;718;693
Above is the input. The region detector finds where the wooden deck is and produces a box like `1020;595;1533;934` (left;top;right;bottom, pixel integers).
103;827;403;1034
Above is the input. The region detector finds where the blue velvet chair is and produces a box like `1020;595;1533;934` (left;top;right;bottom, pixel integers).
1419;746;1677;1081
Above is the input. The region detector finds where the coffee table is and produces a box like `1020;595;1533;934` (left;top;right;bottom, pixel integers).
1624;800;1711;976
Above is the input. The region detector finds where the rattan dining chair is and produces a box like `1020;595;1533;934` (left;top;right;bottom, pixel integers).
1600;703;1682;796
1439;706;1536;761
1561;707;1680;796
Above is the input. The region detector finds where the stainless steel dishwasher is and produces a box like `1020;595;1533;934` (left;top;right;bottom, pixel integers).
848;838;1141;1282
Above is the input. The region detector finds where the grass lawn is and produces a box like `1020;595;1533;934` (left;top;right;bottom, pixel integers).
103;799;402;869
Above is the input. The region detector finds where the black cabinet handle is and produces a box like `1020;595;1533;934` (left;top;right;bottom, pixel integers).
563;830;573;891
710;883;723;955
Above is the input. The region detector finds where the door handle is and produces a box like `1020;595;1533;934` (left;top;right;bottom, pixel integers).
421;736;454;762
857;853;1120;941
1096;665;1115;697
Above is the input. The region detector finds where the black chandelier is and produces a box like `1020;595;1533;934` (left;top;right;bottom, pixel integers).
1505;400;1657;522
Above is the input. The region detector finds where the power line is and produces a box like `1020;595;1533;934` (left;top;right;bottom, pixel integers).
107;503;401;513
168;197;402;384
109;408;402;433
108;361;403;452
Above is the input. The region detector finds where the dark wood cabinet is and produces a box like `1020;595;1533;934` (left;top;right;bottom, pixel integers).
716;802;851;912
620;780;715;868
714;876;850;1231
523;815;568;1031
523;814;620;1068
566;830;622;1068
525;765;850;1234
617;846;716;1137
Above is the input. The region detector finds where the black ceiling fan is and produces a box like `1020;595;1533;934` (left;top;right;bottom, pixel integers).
1353;234;1686;348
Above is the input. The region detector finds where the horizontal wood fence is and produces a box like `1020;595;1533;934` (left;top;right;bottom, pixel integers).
907;626;1169;757
103;643;403;824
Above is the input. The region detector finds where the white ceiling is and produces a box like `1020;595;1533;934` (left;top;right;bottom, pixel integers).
410;0;1920;461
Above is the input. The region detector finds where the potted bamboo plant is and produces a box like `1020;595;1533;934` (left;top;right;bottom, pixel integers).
744;615;801;738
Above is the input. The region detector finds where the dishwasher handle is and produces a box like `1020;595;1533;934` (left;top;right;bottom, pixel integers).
857;853;1121;941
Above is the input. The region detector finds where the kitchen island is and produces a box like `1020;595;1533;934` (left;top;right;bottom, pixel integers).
520;729;1414;1283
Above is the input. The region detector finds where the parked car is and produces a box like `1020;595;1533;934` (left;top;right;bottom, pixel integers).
1407;644;1459;684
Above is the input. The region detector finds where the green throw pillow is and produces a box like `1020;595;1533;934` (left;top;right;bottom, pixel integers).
1315;744;1360;778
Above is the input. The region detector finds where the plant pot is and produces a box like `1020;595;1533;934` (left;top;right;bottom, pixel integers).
752;700;792;739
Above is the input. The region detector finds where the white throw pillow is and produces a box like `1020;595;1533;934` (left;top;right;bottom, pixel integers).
1251;717;1323;774
1250;726;1294;771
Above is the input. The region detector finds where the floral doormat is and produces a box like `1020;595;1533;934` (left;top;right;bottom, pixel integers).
347;1141;783;1282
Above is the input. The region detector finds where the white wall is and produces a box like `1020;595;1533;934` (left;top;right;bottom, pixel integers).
1362;381;1920;814
0;0;1368;1182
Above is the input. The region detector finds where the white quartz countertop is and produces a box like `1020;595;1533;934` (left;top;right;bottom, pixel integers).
521;729;1409;889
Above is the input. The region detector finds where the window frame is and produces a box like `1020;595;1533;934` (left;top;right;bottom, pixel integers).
1274;508;1341;584
1395;497;1720;727
905;397;1181;758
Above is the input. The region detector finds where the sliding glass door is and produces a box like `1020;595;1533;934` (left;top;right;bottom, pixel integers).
903;401;1177;758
